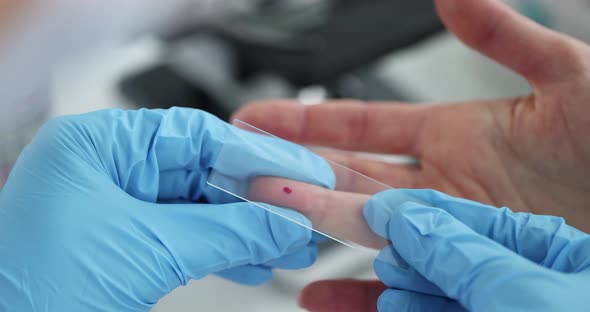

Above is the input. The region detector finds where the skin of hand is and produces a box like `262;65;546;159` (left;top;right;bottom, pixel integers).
0;0;18;17
233;0;590;234
233;0;590;310
0;108;336;311
248;177;386;249
0;0;27;30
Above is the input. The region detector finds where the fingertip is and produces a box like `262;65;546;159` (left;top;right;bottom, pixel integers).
363;193;394;238
299;280;387;312
298;281;332;312
377;289;397;312
364;189;433;238
385;201;458;262
433;0;585;84
318;157;337;190
265;244;318;270
231;100;303;140
374;248;446;297
267;208;314;252
298;282;314;310
231;101;267;123
216;265;273;286
390;201;448;235
434;0;474;29
375;246;411;273
434;0;460;18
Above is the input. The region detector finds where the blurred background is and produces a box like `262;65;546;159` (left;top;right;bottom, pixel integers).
31;0;590;311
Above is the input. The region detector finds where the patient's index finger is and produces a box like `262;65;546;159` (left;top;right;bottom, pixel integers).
249;177;387;250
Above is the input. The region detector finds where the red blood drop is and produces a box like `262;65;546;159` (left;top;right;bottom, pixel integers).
283;187;293;194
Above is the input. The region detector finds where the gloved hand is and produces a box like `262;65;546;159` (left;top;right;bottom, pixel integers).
364;189;590;312
0;107;335;311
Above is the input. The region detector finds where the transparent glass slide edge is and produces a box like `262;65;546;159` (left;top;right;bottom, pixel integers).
207;119;404;268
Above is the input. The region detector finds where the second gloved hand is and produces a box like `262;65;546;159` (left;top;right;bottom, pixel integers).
365;189;590;312
0;108;335;311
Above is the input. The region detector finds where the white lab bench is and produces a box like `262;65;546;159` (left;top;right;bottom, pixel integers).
52;32;530;312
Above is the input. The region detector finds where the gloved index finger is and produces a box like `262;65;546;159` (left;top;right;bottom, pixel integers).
52;108;335;204
203;119;336;204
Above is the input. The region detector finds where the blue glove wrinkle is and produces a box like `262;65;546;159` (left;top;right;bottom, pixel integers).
512;214;590;272
35;109;163;203
214;242;319;285
378;289;465;312
8;116;107;195
390;202;535;306
434;202;568;269
381;189;590;272
368;188;590;312
567;239;590;272
153;109;231;202
263;243;317;270
375;245;411;271
364;189;433;239
265;207;313;257
115;109;162;202
135;201;313;280
374;247;445;297
215;265;273;286
433;195;590;272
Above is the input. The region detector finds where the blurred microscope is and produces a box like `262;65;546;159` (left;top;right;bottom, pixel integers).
120;0;443;121
120;0;443;293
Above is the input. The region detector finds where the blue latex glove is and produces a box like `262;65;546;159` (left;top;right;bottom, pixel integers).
364;189;590;312
0;108;335;311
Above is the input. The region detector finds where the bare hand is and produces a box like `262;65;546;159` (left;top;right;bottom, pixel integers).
234;0;590;310
234;0;590;233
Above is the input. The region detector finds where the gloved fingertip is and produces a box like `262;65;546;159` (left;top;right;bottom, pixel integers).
377;289;398;312
364;189;433;238
314;156;336;190
363;196;393;238
246;275;273;286
265;244;318;270
375;245;411;272
216;266;273;286
273;206;313;229
267;207;314;253
390;202;455;239
378;301;393;312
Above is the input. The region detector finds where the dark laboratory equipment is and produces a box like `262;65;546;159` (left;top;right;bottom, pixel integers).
120;0;444;121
